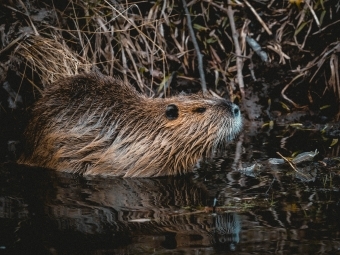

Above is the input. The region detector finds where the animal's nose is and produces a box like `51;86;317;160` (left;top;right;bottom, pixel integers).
219;100;240;117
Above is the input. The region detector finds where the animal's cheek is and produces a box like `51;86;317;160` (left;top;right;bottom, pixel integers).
163;118;186;128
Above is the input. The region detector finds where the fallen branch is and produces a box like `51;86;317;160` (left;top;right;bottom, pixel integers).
181;0;207;93
281;73;306;108
227;1;245;98
276;152;311;180
305;0;320;27
243;0;272;35
313;20;340;35
276;152;298;172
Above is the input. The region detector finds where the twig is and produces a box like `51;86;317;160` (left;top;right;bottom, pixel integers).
294;20;313;50
104;0;165;56
226;1;245;98
276;152;298;172
265;178;276;195
313;20;340;35
0;33;27;56
181;0;207;93
243;0;272;36
3;3;39;36
296;0;307;28
305;0;320;27
202;0;244;13
281;73;305;108
276;152;310;179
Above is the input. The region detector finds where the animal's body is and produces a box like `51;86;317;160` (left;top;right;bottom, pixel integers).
19;73;242;177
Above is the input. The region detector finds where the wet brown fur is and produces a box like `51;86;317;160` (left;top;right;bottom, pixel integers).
18;73;242;177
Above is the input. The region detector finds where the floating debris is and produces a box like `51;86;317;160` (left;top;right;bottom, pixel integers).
268;150;319;165
246;36;268;62
237;162;262;177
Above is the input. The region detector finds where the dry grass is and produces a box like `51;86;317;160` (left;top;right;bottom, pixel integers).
0;0;339;118
15;35;91;88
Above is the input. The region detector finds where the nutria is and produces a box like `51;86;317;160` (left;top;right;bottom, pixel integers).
18;73;242;177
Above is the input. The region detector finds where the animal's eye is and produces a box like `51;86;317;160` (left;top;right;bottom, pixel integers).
193;107;206;113
166;104;179;120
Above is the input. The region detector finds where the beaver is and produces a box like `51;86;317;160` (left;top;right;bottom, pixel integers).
18;73;242;177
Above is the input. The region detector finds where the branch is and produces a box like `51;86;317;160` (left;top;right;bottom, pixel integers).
181;0;207;93
243;0;272;35
226;1;245;98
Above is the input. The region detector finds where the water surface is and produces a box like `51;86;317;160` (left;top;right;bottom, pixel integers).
1;124;340;254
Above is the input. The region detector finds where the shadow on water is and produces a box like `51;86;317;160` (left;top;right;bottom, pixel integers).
1;123;340;254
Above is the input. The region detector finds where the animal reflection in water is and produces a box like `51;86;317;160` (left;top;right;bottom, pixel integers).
48;174;241;249
1;168;241;251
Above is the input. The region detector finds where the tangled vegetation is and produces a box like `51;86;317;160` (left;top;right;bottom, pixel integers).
0;0;339;121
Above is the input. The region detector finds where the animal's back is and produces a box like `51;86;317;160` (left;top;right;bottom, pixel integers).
19;73;242;177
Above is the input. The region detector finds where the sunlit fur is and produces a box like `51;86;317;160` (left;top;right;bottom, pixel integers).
19;73;242;177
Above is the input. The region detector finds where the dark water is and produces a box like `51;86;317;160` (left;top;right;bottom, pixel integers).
1;124;340;255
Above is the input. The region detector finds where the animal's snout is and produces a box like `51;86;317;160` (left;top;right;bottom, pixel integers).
219;100;240;118
231;104;240;118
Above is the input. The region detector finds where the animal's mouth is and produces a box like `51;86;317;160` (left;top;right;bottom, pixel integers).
234;115;243;133
222;102;242;140
221;114;243;142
